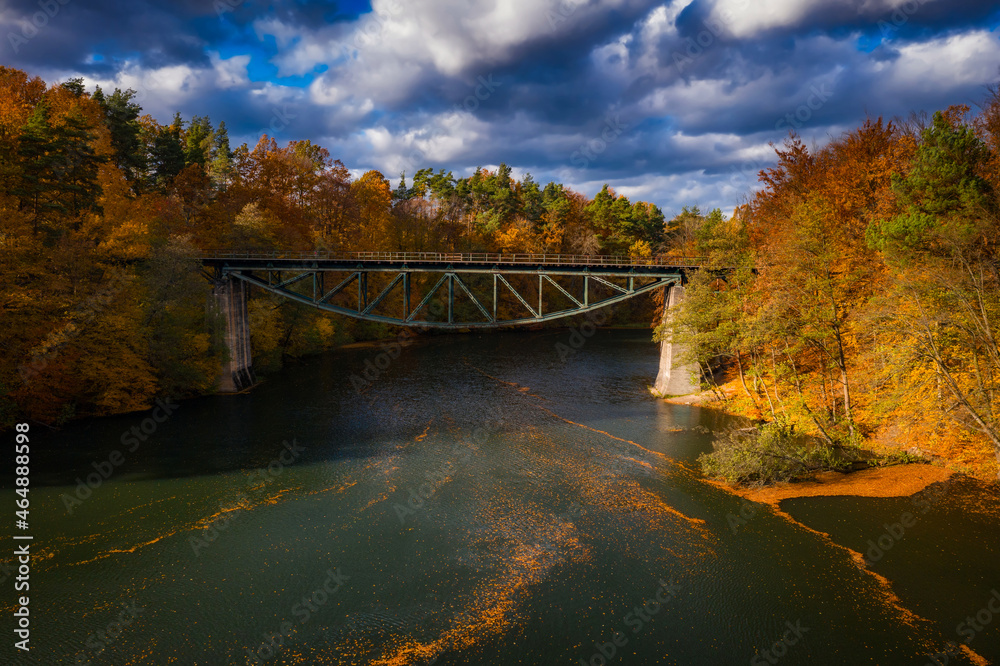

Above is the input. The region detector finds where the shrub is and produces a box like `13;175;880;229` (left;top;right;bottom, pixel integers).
698;422;860;487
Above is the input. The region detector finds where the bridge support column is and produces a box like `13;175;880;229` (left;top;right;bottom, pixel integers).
652;285;700;397
213;277;256;393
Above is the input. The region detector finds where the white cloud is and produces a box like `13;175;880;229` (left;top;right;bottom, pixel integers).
565;171;752;216
80;61;203;119
260;0;651;105
209;52;251;89
341;108;501;176
253;17;302;49
884;29;1000;92
708;0;820;38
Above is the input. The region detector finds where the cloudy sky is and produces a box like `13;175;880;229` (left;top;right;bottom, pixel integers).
3;0;999;215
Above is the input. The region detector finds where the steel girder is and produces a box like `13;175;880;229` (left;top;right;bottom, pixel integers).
203;253;697;328
216;267;680;329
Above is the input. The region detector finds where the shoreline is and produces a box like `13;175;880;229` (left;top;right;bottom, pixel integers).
13;325;653;431
705;463;994;666
658;382;999;482
704;464;957;508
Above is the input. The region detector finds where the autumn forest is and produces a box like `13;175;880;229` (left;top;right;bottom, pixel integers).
2;66;998;478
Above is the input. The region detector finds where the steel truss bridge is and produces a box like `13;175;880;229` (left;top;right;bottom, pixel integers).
202;251;704;329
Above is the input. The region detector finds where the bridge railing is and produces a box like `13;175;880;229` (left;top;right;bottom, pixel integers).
201;250;707;268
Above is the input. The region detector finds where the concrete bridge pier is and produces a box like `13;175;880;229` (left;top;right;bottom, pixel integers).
652;285;701;397
213;277;256;393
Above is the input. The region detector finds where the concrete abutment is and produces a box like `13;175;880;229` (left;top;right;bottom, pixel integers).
213;278;256;393
652;284;701;397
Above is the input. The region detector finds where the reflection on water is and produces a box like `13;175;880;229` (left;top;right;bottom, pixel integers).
4;330;997;665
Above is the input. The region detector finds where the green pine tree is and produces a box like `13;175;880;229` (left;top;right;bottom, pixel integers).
93;86;146;187
149;117;186;191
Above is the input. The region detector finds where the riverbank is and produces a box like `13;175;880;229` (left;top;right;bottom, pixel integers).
705;464;956;507
660;378;999;483
704;458;997;666
691;392;998;666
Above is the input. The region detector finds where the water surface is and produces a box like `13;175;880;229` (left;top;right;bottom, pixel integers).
5;330;997;665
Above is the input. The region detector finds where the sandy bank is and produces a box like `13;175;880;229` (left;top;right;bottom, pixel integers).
706;464;956;507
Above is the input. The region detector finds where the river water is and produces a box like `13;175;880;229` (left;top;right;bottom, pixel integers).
5;330;999;665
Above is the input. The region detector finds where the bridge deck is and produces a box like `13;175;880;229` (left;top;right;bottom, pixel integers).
202;251;704;277
201;251;702;328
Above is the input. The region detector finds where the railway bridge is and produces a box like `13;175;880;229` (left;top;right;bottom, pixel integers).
202;251;703;396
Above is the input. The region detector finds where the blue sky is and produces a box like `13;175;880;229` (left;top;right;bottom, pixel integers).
3;0;999;215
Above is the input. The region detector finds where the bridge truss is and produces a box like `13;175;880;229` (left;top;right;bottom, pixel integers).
202;251;702;329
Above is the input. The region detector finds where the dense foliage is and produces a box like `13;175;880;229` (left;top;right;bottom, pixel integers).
5;63;998;481
663;104;1000;478
0;67;667;427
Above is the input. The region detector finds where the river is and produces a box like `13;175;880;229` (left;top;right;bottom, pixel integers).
5;329;999;665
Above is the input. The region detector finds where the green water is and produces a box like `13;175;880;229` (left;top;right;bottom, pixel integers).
3;330;998;665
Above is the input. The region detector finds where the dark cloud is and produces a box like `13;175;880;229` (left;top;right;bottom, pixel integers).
675;0;998;43
1;0;363;71
3;0;998;215
5;0;213;69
